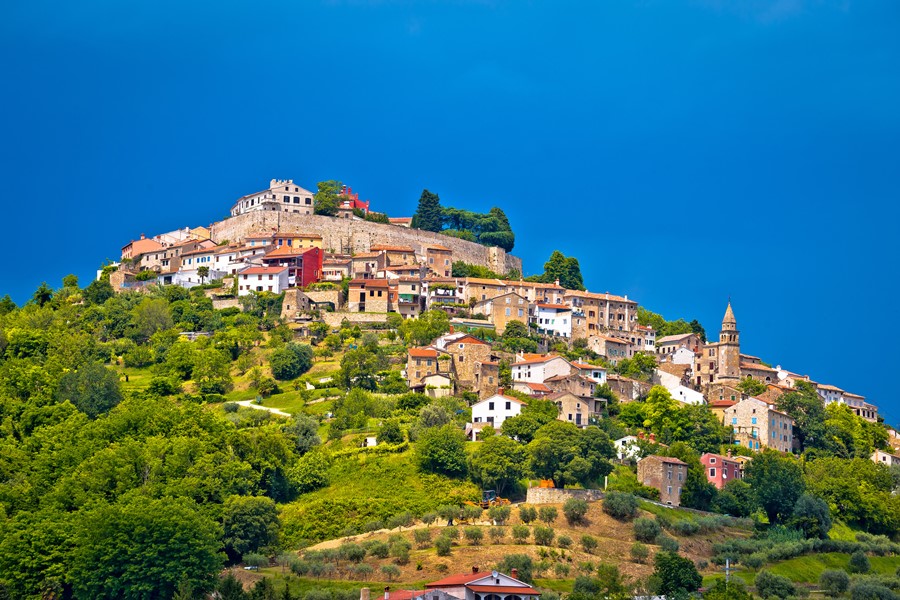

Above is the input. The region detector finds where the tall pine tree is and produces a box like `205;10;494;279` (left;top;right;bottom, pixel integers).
411;189;443;232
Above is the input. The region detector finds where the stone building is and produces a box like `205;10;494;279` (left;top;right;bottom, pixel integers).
547;391;599;428
725;396;794;453
700;452;742;489
471;291;528;335
348;279;393;313
406;347;449;388
424;244;453;277
230;179;315;217
370;244;417;267
637;455;688;506
443;334;492;390
656;332;704;356
694;302;742;388
564;290;638;333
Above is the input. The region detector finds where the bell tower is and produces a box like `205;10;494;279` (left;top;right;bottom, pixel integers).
717;301;741;381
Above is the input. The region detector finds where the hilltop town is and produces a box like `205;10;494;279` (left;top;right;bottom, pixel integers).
1;178;897;600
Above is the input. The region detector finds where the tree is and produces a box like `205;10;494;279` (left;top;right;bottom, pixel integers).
193;347;233;395
398;310;450;346
745;450;805;524
704;578;752;600
789;493;832;539
526;250;585;291
713;479;756;517
819;570;850;596
69;496;223;600
736;377;767;397
313;180;341;216
83;278;114;305
614;353;658;382
468;435;528;496
602;491;639;521
270;343;313;380
197;266;210;284
849;550;871;574
223;495;281;561
132;297;174;340
563;498;589;525
378;418;404;444
754;570;796;599
338;347;387;391
652;551;702;597
527;422;614;487
497;554;534;583
218;573;247;600
777;380;827;452
31;281;54;307
55;362;123;418
411;189;443;232
416;424;468;476
286;413;321;455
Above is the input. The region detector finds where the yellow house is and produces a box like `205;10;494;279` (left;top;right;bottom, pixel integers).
273;232;324;250
189;226;212;241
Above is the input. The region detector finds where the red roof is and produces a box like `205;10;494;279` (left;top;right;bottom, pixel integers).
524;382;552;392
409;348;438;358
425;572;484;587
240;266;288;275
467;585;539;595
378;591;423;600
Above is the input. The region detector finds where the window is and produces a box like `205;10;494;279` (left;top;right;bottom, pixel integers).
488;402;494;410
751;417;757;425
709;468;716;477
505;401;511;410
709;457;716;464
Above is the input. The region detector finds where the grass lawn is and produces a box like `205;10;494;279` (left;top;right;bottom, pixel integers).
638;501;699;524
257;569;427;594
706;553;900;587
535;578;574;592
114;366;155;393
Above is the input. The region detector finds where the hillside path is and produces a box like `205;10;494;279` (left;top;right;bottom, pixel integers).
235;399;292;418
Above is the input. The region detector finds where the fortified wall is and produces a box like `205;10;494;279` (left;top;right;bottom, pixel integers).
209;212;523;275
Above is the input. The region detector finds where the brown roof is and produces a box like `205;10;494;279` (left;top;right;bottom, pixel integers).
349;278;389;287
426;244;452;251
467;585;539;595
564;290;635;303
818;384;844;392
513;353;567;366
535;303;571;310
352;252;380;259
658;362;690;378
709;399;737;408
741;362;777;372
370;244;414;252
264;245;317;258
465;277;505;286
645;455;688;466
425;572;485;587
275;232;322;239
179;247;216;257
409;348;438;358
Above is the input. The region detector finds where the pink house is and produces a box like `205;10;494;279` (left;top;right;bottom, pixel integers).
700;452;742;490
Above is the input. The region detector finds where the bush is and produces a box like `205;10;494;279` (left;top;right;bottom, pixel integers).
413;529;432;548
755;570;796;599
223;402;239;413
435;535;452;556
563;498;590;525
657;534;679;553
538;506;558;524
557;535;572;549
850;550;871;574
338;542;365;563
603;491;639;521
462;504;483;522
633;517;662;543
672;520;700;536
497;554;534;584
489;527;506;543
631;542;649;563
511;525;530;544
269;343;313;380
380;564;401;581
744;553;765;569
366;541;389;558
820;569;850;596
389;537;411;565
464;527;484;545
488;505;511;524
422;512;438;526
850;581;898;600
519;505;537;524
554;563;571;577
533;526;555;546
581;535;599;554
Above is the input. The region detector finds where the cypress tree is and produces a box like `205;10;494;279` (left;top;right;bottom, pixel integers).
412;189;443;232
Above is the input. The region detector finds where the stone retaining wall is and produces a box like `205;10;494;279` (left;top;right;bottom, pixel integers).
322;311;390;328
525;487;605;504
209;212;522;275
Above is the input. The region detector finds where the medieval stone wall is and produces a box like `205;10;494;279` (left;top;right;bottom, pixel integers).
525;487;605;504
209;212;522;275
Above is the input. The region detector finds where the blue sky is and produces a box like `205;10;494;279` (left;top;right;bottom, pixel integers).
2;1;898;424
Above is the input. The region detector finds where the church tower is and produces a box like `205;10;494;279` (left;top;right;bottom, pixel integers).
717;301;741;381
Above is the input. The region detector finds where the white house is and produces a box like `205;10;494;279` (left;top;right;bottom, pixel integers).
237;266;290;296
511;354;571;383
816;384;845;405
872;450;900;467
530;303;573;338
470;393;525;439
173;248;220;287
614;435;641;461
670;346;696;368
570;362;607;384
670;384;705;405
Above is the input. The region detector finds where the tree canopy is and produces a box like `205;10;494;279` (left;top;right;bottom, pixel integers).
525;250;585;290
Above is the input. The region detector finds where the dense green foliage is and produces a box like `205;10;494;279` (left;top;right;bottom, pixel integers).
525;250;585;290
411;190;516;250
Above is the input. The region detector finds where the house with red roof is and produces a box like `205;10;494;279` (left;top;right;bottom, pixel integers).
261;245;323;288
700;452;743;489
470;391;526;439
237;266;290;296
422;566;540;599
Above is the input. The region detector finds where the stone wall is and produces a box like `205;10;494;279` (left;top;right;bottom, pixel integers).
212;298;241;311
525;487;605;505
322;311;390;328
209;212;522;275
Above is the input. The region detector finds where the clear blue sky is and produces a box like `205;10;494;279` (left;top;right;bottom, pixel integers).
2;1;898;424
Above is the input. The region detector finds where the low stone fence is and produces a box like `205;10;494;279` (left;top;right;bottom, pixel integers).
212;298;241;310
322;311;389;328
525;487;605;504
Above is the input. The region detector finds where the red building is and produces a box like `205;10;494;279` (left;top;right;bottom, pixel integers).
700;452;742;489
261;246;322;288
339;185;370;214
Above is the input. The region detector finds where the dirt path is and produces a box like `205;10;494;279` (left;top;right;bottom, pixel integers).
235;399;292;418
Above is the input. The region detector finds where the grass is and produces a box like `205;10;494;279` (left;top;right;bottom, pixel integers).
257;569;428;594
534;578;574;592
828;521;858;542
638;500;699;524
115;365;155;393
707;553;900;586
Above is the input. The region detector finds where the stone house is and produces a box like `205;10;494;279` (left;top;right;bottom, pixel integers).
424;245;453;277
638;455;688;506
370;244;417;267
510;353;571;384
348;278;394;313
230;178;315;217
397;277;425;318
547;391;598;428
322;257;351;281
871;449;900;467
543;372;600;401
606;374;651;403
564;290;638;333
700;452;742;489
656;332;704;356
350;252;384;279
725;396;794;452
443;334;492;391
504;280;566;304
586;334;629;364
406;347;450;389
460;277;507;304
471;291;528;335
473;359;500;398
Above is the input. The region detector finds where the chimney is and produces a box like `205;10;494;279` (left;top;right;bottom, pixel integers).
140;233;145;240
472;566;479;574
726;448;732;458
498;388;504;396
449;325;455;333
360;589;370;600
383;587;389;600
511;568;519;580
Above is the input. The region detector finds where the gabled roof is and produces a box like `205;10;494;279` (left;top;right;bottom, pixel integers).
240;266;289;275
512;353;568;366
741;362;777;372
275;232;322;239
349;278;390;287
426;244;452;251
425;572;485;587
519;382;552;392
643;454;688;466
657;332;698;344
564;290;635;303
477;394;526;406
535;303;571;310
467;585;540;594
370;244;414;252
408;347;439;358
264;245;318;258
570;361;605;371
124;237;165;255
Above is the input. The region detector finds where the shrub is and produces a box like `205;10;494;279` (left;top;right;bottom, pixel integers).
444;526;459;541
554;563;571;577
366;541;389;558
489;527;506;543
223;402;239;413
464;527;484;545
380;564;400;581
363;519;384;533
435;536;452;556
744;553;765;569
850;581;897;600
581;535;599;554
820;569;850;596
388;512;413;531
657;534;679;553
755;570;796;599
672;520;700;536
462;505;483;522
849;550;871;574
533;526;555;546
633;517;662;543
488;505;511;524
563;498;589;525
512;525;530;544
557;535;572;549
603;491;639;521
631;542;649;563
244;553;268;568
338;543;365;563
351;563;373;580
497;554;534;583
413;529;432;548
538;506;558;524
389;537;411;565
519;505;537;524
421;512;438;526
